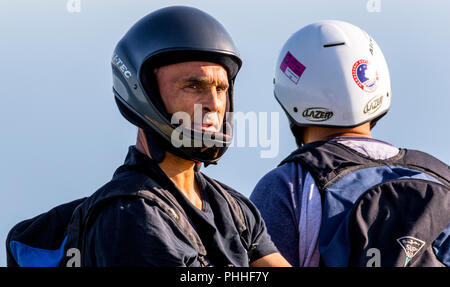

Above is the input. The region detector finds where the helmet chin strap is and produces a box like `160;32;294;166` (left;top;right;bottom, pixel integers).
289;121;306;147
143;128;207;171
143;128;166;163
194;161;202;172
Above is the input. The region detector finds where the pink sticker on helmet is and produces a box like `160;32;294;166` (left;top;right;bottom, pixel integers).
280;51;306;84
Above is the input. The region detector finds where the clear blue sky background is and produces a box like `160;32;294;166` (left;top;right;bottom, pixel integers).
1;0;449;266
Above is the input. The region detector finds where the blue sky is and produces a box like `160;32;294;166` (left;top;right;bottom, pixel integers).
1;0;449;266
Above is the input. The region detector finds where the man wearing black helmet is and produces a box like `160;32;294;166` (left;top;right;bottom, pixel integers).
6;5;289;268
61;6;289;267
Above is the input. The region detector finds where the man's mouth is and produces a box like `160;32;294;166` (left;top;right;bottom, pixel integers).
193;122;218;132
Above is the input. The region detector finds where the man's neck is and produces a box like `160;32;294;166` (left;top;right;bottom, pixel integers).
159;153;203;210
158;152;196;188
136;131;203;210
303;122;372;144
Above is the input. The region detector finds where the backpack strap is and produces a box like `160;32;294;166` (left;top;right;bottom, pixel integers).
139;188;207;256
279;140;450;190
126;158;248;245
398;149;450;186
201;173;247;234
200;173;255;262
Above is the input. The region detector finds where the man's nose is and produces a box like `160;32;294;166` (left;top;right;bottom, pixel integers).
202;87;220;113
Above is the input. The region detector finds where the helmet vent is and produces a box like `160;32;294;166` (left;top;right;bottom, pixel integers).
323;42;346;48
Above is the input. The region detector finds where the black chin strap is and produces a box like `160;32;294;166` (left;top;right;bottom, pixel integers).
143;128;166;163
194;162;202;172
144;129;204;172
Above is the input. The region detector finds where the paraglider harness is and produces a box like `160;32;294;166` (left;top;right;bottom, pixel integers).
7;148;250;267
280;140;450;266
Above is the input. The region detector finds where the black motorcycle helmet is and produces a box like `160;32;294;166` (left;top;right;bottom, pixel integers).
112;6;242;166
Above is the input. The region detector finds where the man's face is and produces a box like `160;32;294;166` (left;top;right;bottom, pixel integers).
154;61;229;133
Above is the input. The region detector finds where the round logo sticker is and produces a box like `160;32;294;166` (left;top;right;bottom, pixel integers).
352;59;379;93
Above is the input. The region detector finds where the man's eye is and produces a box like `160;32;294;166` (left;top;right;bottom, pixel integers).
186;84;198;89
183;83;200;90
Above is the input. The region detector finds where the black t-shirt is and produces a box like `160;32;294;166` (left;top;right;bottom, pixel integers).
83;146;277;266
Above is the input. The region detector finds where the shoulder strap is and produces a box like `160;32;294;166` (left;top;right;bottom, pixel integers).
200;173;247;234
398;149;450;186
279;141;387;190
200;173;255;258
279;140;450;190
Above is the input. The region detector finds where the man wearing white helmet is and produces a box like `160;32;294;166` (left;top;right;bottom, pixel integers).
250;20;450;267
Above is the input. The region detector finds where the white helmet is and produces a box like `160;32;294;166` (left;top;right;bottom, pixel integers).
274;20;391;128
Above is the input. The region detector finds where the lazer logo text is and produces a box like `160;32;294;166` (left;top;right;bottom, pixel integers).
302;107;334;122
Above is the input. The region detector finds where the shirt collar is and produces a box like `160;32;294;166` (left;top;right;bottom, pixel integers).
113;145;164;179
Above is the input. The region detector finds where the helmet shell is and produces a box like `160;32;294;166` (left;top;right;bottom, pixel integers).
274;20;391;128
112;6;242;164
